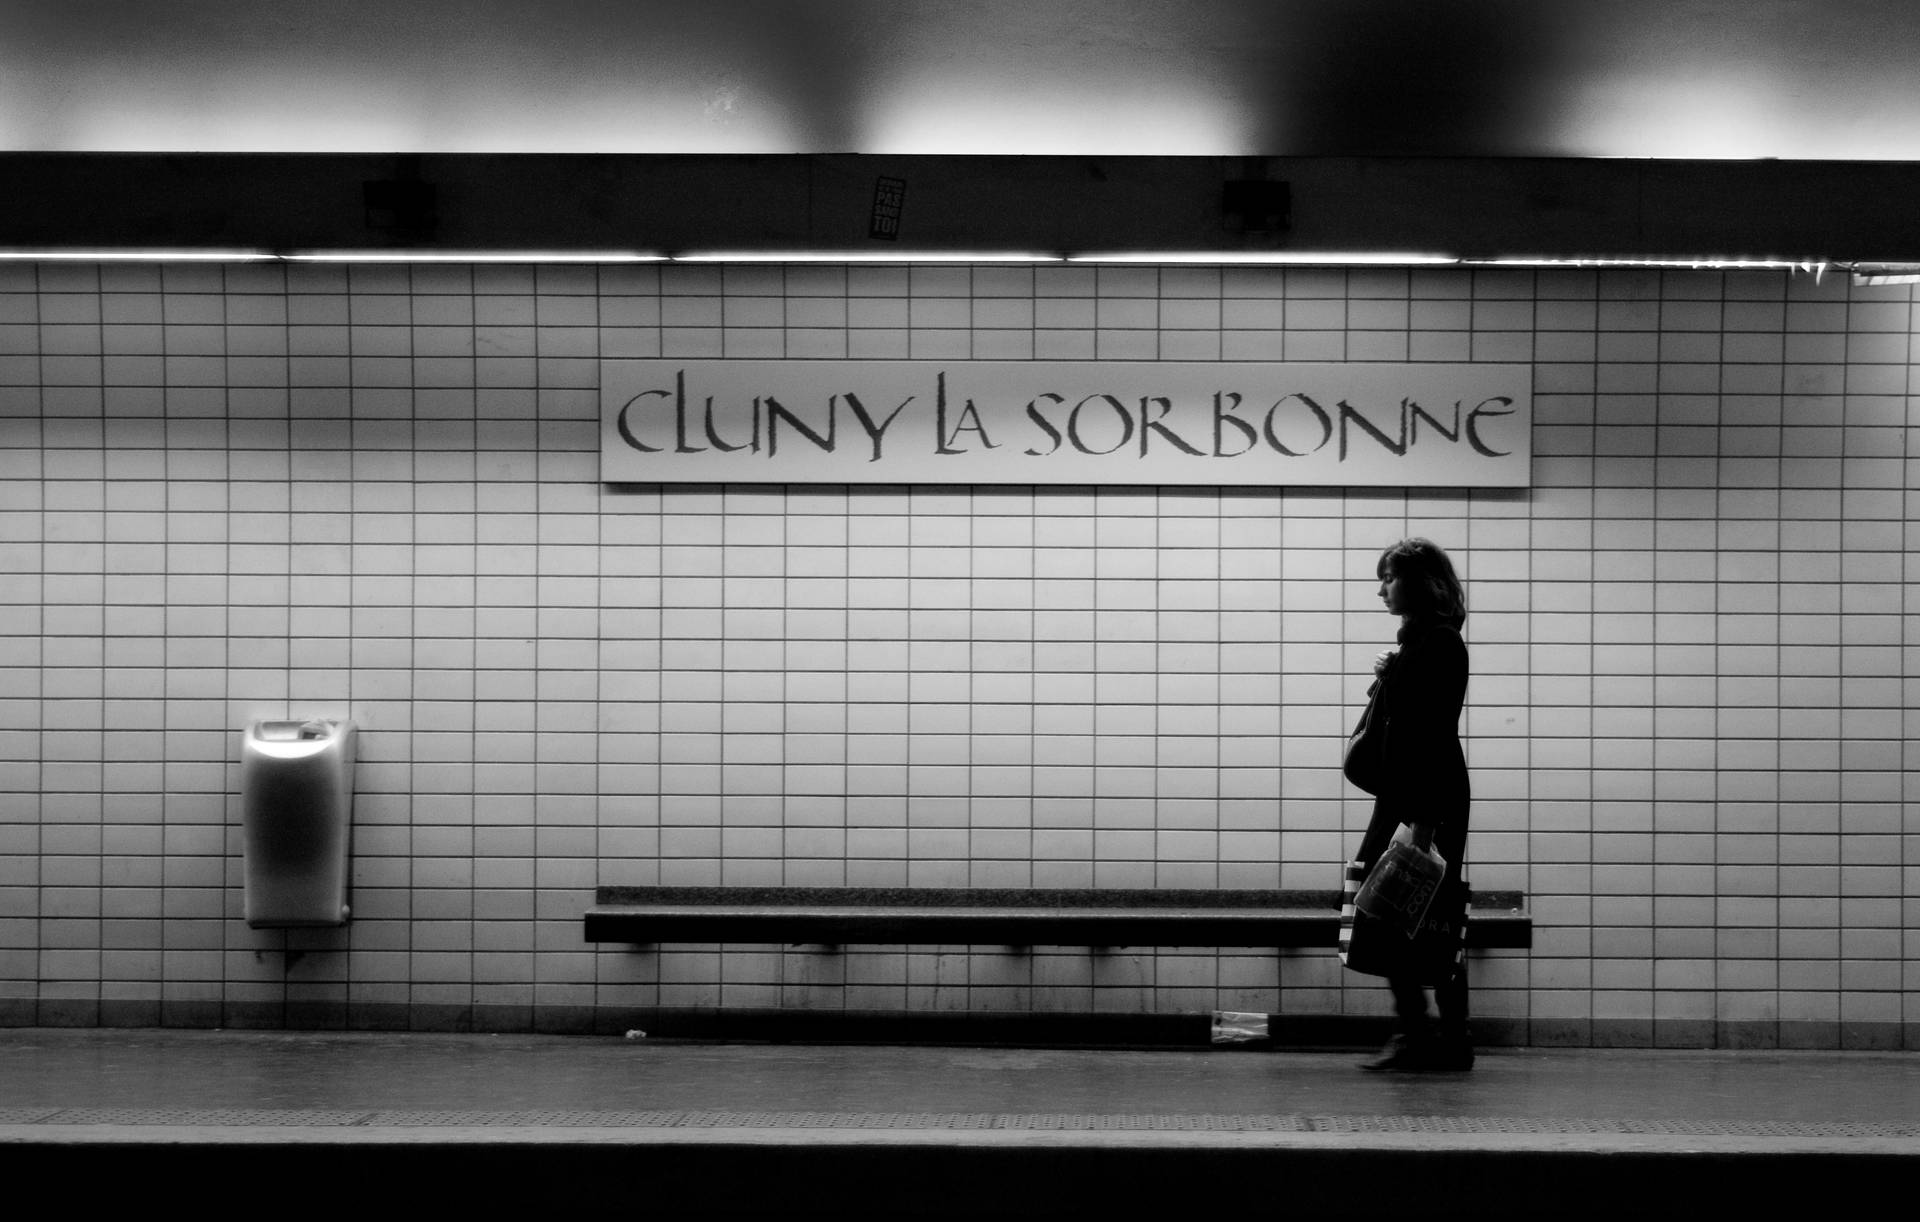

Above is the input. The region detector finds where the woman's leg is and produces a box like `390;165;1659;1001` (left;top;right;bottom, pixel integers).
1436;958;1469;1033
1365;971;1475;1071
1431;959;1474;1069
1389;977;1431;1034
1361;978;1433;1071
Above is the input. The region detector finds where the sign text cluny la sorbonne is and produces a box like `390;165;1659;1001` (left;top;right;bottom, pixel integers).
600;361;1530;487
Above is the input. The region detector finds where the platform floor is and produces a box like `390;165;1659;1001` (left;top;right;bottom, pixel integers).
3;1028;1917;1216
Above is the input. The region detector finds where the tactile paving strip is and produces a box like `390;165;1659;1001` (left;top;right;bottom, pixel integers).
14;1109;1920;1138
47;1107;375;1127
367;1110;689;1128
0;1108;61;1124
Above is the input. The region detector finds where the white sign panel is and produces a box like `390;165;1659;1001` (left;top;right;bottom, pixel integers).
600;361;1530;487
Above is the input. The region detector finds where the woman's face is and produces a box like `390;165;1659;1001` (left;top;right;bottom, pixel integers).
1379;569;1408;616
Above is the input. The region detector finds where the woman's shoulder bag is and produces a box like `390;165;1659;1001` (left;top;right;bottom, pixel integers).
1343;677;1387;795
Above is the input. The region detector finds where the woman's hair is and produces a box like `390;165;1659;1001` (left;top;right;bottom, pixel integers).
1377;537;1467;629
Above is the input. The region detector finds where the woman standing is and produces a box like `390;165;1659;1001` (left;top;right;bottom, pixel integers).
1352;538;1473;1071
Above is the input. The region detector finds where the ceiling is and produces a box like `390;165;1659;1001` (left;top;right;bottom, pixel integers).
5;0;1920;158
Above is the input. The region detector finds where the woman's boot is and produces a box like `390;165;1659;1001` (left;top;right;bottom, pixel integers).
1361;979;1435;1071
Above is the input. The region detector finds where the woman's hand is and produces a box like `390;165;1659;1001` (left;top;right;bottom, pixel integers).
1406;822;1437;852
1372;649;1397;676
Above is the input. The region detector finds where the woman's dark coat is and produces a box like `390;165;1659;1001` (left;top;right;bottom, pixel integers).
1355;620;1471;882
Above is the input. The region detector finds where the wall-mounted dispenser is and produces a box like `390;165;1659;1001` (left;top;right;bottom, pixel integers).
241;719;356;928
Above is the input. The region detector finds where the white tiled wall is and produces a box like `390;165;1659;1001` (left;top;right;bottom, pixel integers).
1;260;1914;1046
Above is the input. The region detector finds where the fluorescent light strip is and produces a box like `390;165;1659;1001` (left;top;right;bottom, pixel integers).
1070;252;1458;265
0;250;1854;272
0;250;666;264
1474;256;1827;272
0;249;276;262
283;251;667;263
674;252;1060;263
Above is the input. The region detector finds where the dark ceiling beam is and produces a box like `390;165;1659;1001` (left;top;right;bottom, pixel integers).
3;154;1917;263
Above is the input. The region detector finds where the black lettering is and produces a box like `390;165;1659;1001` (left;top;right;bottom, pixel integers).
843;392;914;462
1263;393;1332;457
934;372;961;454
1338;397;1407;461
702;397;752;455
1407;397;1461;447
674;370;705;454
934;372;999;455
616;387;669;453
1465;396;1516;457
763;395;835;457
703;387;758;453
1139;396;1203;457
1067;394;1134;455
939;398;997;452
1213;392;1258;457
1024;394;1065;456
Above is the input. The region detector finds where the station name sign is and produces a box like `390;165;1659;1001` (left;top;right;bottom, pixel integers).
600;360;1530;487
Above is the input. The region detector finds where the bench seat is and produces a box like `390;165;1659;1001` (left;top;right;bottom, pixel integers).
585;886;1531;950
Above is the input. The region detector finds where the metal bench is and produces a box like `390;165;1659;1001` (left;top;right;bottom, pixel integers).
584;885;1532;949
